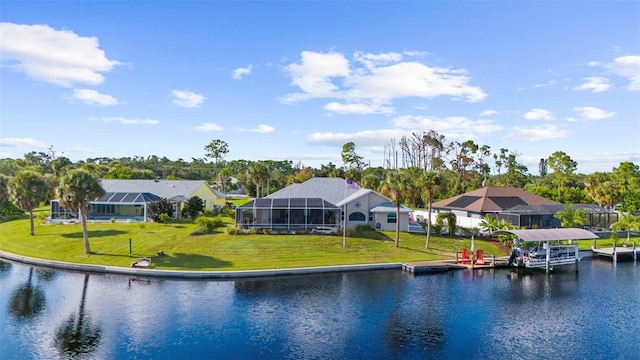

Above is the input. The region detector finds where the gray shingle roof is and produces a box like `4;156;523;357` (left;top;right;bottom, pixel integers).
266;177;369;205
99;179;209;200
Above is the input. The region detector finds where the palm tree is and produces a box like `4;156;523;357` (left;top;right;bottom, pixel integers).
554;202;588;246
554;203;587;228
58;170;105;254
380;171;408;248
610;212;639;250
420;171;441;249
246;162;269;198
9;170;50;235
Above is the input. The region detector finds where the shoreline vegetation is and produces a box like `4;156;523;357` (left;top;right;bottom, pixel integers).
2;208;635;272
0;208;514;271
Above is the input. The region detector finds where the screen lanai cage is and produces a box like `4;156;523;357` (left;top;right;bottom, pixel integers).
235;198;341;231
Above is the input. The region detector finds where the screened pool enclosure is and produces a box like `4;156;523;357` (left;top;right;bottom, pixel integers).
235;198;341;231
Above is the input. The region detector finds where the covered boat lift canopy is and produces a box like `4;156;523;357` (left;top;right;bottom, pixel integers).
497;228;598;273
499;228;599;242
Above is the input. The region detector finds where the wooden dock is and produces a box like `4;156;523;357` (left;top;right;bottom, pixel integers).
402;258;509;274
592;247;639;261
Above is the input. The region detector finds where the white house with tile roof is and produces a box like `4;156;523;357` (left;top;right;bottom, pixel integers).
236;177;412;231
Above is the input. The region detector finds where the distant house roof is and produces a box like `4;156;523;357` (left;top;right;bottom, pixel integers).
94;192;161;204
502;203;613;215
431;186;559;213
99;179;211;200
370;202;412;213
267;177;379;206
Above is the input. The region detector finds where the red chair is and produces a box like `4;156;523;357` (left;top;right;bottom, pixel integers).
460;248;471;263
475;249;485;265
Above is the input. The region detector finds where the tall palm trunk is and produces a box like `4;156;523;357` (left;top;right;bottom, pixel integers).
426;193;433;249
29;209;35;236
395;204;400;248
79;208;91;254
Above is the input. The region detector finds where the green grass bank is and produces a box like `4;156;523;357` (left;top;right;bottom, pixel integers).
0;214;509;271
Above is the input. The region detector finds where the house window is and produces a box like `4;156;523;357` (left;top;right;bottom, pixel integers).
369;212;373;221
387;213;397;224
349;212;366;222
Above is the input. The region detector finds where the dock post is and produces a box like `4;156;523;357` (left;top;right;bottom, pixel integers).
129;238;132;255
634;242;637;263
492;254;495;267
455;251;458;263
575;245;579;273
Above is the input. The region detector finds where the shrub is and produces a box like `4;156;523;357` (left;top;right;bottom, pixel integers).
194;216;226;234
226;226;239;235
36;211;48;225
190;229;205;236
355;224;372;232
110;217;116;223
158;213;171;225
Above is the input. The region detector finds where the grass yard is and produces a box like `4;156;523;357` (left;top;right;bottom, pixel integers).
0;209;508;271
4;208;634;271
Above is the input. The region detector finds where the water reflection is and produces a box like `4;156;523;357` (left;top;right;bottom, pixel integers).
53;274;102;359
1;259;638;359
8;268;46;322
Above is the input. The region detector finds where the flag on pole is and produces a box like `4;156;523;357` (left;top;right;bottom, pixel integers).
345;179;359;189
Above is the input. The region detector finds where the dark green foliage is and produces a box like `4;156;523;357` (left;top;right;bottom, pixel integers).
193;215;225;234
436;212;457;236
148;198;173;222
1;201;25;216
183;196;204;220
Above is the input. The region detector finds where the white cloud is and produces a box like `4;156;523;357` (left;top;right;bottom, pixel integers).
71;88;118;105
0;22;120;87
608;55;640;90
393;115;502;139
307;115;501;149
504;124;569;141
171;90;206;108
587;61;600;67
193;123;223;132
0;137;47;149
524;108;555;120
253;124;274;133
0;152;13;158
479;109;498;117
237;124;275;133
533;80;557;88
353;51;403;69
574;77;611;93
282;51;350;103
307;128;411;147
573;106;615;120
232;64;253;80
89;116;159;125
345;61;487;102
324;101;394;114
281;50;486;107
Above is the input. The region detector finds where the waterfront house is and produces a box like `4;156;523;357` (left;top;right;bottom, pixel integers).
50;179;226;222
235;177;411;231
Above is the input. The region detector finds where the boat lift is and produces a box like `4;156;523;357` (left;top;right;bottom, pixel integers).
497;228;599;273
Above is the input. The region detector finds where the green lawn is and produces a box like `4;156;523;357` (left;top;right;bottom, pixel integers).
4;209;634;271
0;210;507;271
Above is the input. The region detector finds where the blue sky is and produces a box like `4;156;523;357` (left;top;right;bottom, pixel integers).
1;1;638;175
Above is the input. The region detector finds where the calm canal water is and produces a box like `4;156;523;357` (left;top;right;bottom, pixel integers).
1;258;638;359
